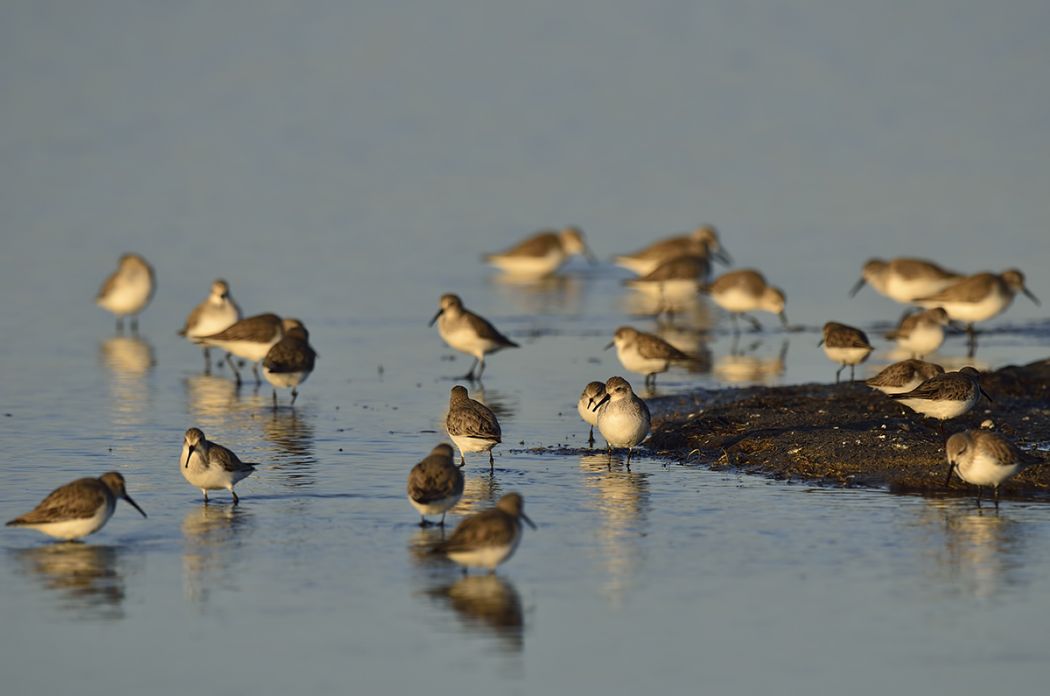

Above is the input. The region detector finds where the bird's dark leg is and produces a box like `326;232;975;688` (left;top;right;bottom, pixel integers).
272;389;278;411
475;357;487;381
291;388;298;406
966;324;978;358
743;313;762;332
462;357;479;380
252;363;261;385
202;490;209;503
439;512;446;527
226;353;242;386
231;489;240;505
849;364;856;382
730;314;740;336
588;425;595;448
994;486;1000;511
975;486;982;508
488;450;494;472
626;447;633;471
130;317;139;333
202;347;212;374
418;516;430;528
835;364;845;383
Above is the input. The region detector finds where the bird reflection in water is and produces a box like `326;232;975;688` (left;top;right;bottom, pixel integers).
488;273;585;317
620;288;715;326
579;453;650;606
184;373;267;427
425;574;525;652
262;410;317;489
11;543;132;621
182;504;253;607
99;335;154;433
714;338;788;386
917;499;1027;600
452;471;502;516
467;384;517;422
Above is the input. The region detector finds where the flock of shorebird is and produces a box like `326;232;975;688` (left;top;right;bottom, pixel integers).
5;227;1046;575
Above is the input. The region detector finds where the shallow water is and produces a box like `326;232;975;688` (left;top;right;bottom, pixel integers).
3;2;1050;694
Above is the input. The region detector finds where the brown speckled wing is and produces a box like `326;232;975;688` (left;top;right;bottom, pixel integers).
447;401;502;441
263;337;317;373
203;313;282;342
209;443;256;473
891;258;958;281
96;270;120;301
826;326;871;349
496;232;560;257
408;456;464;504
8;478;106;524
709;269;765;295
635;332;691;361
891;372;973;401
638;255;709;282
464;311;518;348
919;274;996;303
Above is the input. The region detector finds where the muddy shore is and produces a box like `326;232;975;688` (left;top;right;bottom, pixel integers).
638;358;1050;501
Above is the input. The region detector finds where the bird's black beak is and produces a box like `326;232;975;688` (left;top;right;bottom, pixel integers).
123;493;148;518
1022;287;1041;306
817;338;825;347
583;246;598;264
944;461;955;488
848;277;866;297
980;387;994;404
604;341;615;351
184;444;195;468
520;512;537;530
592;393;611;412
779;311;789;329
428;309;444;327
713;248;732;265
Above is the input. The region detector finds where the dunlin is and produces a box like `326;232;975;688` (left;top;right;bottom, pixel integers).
606;326;695;388
703;269;788;332
407;443;464;527
181;427;258;504
446;385;502;470
262;319;317;408
430;294;519;380
484;226;594;277
197;313;284;386
593;376;651;466
622;254;712;307
849;257;962;304
945;430;1044;509
888;366;990;432
96;253;156;332
178;279;242;370
614;224;730;275
885;307;950;358
915;269;1040;342
865;359;944;395
577;381;607;447
432;492;535;573
6;472;147;541
819;322;873;382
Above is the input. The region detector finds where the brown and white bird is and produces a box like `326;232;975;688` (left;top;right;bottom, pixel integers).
180;427;258;504
915;269;1040;339
888;366;990;432
197;313;285;386
179;279;242;371
432;492;535;573
885;307;950;358
865;359;944;395
614;224;730;276
262;319;317;408
945;430;1045;509
407;443;465;527
96;253;156;332
577;381;607;447
484;226;594;277
849;257;962;304
445;385;502;470
593;376;651;466
605;326;696;388
703;269;788;332
430;294;519;380
819;322;873;382
6;472;147;541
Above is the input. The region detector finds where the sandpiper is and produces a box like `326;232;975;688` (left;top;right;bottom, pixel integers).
703;269;788;332
945;430;1045;509
181;427;258;504
446;385;502;470
885;307;950;358
6;472;147;541
593;376;651;466
577;381;607;447
915;269;1040;343
888;366;990;432
407;443;465;527
614;224;730;276
865;359;944;395
197;313;284;386
484;226;594;277
432;492;535;573
262;319;317;409
622;254;712;307
606;326;695;388
430;294;519;380
849;257;962;304
178;279;242;371
819;322;873;382
96;253;156;332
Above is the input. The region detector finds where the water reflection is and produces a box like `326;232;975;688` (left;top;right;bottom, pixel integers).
714;339;788;385
579;453;650;606
424;575;525;652
916;499;1027;600
261;411;317;488
184;374;267;425
453;471;502;515
489;273;586;316
468;384;518;422
11;543;129;621
619;291;715;325
99;335;154;432
182;504;254;608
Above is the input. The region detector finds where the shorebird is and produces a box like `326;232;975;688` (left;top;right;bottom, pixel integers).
181;427;258;504
614;224;731;276
446;385;502;470
945;430;1045;509
606;326;695;388
865;359;944;395
819;322;873;382
849;257;962;304
622;254;712;308
915;270;1040;346
888;366;990;434
178;279;242;371
407;443;464;527
197;313;284;386
432;492;535;573
885;307;950;358
262;319;317;409
593;376;651;467
96;253;156;332
484;226;594;277
6;472;147;541
430;294;519;380
577;381;607;447
702;269;788;332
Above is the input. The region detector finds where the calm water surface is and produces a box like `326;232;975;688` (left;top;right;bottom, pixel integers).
3;2;1050;694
